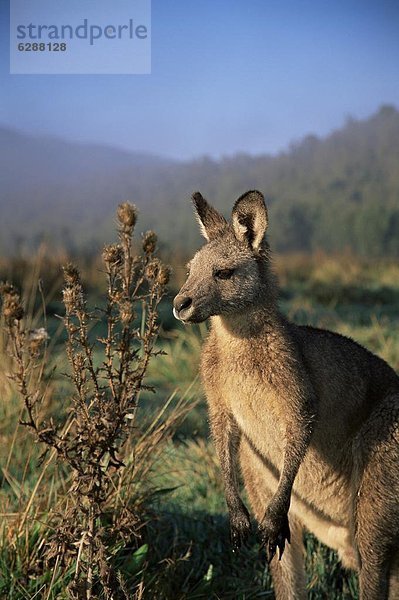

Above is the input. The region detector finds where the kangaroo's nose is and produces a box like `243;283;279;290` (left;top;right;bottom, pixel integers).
174;295;192;313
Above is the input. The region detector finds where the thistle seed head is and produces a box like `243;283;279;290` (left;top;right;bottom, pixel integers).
28;327;49;343
102;244;124;268
63;264;81;286
145;259;161;280
117;202;137;228
157;265;171;286
142;231;157;254
0;282;24;324
28;327;49;356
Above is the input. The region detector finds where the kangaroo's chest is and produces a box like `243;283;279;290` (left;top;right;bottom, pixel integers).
209;349;286;461
203;342;354;527
226;368;353;528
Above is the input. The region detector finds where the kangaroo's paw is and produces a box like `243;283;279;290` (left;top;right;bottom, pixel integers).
259;511;290;563
229;506;251;552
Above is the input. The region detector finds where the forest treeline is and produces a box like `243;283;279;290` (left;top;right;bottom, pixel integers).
1;105;398;256
163;104;399;257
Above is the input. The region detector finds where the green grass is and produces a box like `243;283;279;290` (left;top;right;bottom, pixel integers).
92;434;357;599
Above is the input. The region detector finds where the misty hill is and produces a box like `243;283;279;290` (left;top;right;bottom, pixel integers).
1;105;399;256
1;126;176;183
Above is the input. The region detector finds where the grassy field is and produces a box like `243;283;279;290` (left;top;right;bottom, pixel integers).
1;248;399;599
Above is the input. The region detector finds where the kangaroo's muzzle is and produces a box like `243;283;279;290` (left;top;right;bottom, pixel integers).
173;295;193;321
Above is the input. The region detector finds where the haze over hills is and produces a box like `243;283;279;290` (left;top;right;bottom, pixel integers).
1;105;399;256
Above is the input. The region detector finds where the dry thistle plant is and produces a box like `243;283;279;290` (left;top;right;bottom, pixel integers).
0;203;171;599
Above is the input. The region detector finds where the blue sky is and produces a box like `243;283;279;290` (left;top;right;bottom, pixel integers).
1;0;399;159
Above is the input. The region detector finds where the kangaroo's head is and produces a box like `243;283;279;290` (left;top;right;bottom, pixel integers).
173;190;275;324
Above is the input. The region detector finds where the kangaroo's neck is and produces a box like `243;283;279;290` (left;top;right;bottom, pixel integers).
210;303;298;391
211;303;287;341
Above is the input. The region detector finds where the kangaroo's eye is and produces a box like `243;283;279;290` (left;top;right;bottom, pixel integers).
214;268;235;280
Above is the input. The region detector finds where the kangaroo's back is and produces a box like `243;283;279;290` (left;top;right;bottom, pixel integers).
291;322;399;438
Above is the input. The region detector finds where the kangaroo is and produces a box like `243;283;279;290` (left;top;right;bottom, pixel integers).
173;190;399;599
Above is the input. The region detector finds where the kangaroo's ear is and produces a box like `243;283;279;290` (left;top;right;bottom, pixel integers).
192;192;228;241
232;190;268;250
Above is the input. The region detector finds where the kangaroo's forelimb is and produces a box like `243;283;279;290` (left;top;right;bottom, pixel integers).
259;412;314;562
209;406;251;550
